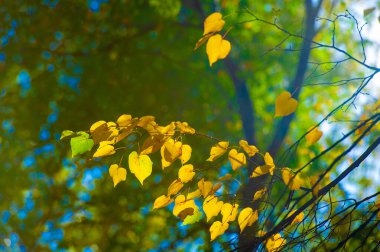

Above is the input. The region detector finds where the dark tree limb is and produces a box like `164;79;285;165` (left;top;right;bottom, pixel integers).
268;0;323;157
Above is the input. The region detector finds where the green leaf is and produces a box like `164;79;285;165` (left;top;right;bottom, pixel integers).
60;130;75;140
364;7;376;17
70;132;94;157
182;210;203;226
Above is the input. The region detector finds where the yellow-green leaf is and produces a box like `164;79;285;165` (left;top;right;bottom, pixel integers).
109;164;127;187
275;91;298;117
128;151;153;185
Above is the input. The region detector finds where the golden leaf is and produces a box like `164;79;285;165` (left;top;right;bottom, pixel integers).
306;127;323;145
167;179;184;196
180;144;192;164
153;195;173;209
238;207;258;233
109;164;127;187
178;164;195;183
203;12;225;35
203;195;223;222
266;233;286;252
93;143;115;158
281;168;303;190
253;188;267;201
239;140;259;157
228;149;246;171
209;221;229;241
206;34;231;66
128;151;153;185
221;203;239;223
207;141;229;161
275;91;298;117
173;195;197;217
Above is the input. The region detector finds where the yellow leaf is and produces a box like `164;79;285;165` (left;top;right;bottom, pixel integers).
207;141;229;161
167;179;184;196
153;195;173;209
238;207;258;233
209;221;229;241
253;188;267;201
306;127;323;145
310;176;320;198
116;114;132;127
266;233;286;252
228;149;246;171
175;121;195;134
203;195;223;222
109;164;127;187
275;91;298;117
221;203;239;223
239;140;259;157
160;139;182;169
198;178;213;197
90;120;107;133
137;115;155;128
128;151;153;185
93;143;115;158
187;189;201;200
178;164;195;183
140;136;165;155
173;195;197;217
288;210;304;225
206;34;231;66
90;120;113;144
264;152;275;167
203;12;225;35
281;168;303;190
180;144;192;164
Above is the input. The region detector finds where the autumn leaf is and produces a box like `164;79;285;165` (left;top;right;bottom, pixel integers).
288;210;304;225
250;152;275;177
178;164;195;183
306;126;323;145
228;149;246;171
180;144;192;164
175;121;196;134
167;179;184;196
209;221;229;241
160;139;182;169
253;188;267;201
109;164;127;187
239;140;259;157
238;207;258;233
275;91;298;117
153;195;173;209
187;189;201;200
198;178;213;197
116;114;132;127
310;176;320;198
221;203;239;223
93;142;115;158
203;195;223;222
206;34;231;66
203;12;225;35
173;195;197;217
266;233;286;252
281;168;303;190
128;151;153;185
207;141;229;161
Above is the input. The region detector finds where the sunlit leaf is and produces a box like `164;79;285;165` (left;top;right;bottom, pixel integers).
209;221;229;241
239;140;259;157
182;210;203;226
253;188;267;201
306;127;323;145
70;132;94;157
206;34;231;66
178;164;195;183
93;142;115;158
207;141;229;161
180;144;192;164
109;164;127;187
281;168;303;190
266;233;286;252
128;151;153;185
288;210;304;225
275;91;298;117
238;207;258;233
203;12;225;35
153;195;173;209
221;203;239;223
168;179;184;196
228;149;246;171
203;195;223;222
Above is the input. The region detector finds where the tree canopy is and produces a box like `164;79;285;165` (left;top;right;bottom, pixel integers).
1;0;380;251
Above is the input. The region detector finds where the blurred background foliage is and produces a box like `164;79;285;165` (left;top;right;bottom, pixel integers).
0;0;379;251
